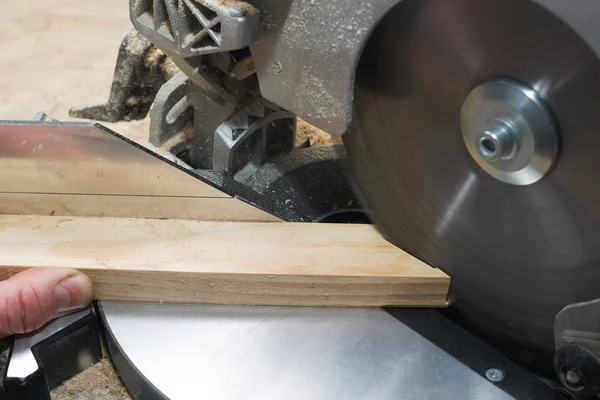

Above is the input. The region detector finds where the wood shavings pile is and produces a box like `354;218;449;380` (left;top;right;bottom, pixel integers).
296;119;343;146
51;359;130;400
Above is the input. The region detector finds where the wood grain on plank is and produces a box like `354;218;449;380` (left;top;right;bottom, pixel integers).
0;193;280;222
0;215;449;307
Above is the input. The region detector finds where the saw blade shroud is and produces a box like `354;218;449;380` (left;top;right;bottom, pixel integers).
344;0;600;372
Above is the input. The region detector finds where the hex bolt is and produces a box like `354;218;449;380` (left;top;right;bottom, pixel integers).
485;368;505;383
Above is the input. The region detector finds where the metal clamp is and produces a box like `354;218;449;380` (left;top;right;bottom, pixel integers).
2;306;102;399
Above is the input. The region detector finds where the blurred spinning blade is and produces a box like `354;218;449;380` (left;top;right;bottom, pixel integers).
344;0;600;372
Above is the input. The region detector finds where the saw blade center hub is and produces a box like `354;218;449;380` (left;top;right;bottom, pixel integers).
476;120;518;163
461;79;558;185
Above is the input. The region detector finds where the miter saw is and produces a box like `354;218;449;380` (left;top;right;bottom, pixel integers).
1;0;600;399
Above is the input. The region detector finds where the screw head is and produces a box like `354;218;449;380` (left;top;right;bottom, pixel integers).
485;368;505;383
271;60;283;74
564;368;583;387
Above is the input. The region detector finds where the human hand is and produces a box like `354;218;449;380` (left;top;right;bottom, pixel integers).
0;268;94;338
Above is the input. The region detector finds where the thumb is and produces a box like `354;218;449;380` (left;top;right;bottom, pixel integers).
0;268;94;337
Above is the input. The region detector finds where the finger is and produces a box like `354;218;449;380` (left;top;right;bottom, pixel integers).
0;268;94;337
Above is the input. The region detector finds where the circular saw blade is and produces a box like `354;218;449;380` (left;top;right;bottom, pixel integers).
344;0;600;372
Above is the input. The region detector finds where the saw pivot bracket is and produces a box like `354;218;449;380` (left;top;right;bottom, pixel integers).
554;298;600;396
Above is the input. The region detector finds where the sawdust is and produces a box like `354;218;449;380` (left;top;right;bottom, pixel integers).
51;359;130;400
296;118;342;146
214;0;258;16
124;34;147;57
161;56;181;81
182;123;195;142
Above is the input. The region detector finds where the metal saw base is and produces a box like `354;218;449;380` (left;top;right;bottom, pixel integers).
98;302;559;400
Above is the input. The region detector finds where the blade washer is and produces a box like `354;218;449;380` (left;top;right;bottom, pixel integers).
461;79;558;185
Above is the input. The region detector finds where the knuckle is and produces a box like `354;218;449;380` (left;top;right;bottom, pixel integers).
0;282;45;335
18;285;45;333
12;287;27;334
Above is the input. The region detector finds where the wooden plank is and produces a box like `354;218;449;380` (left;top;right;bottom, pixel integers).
0;193;281;222
0;215;449;307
